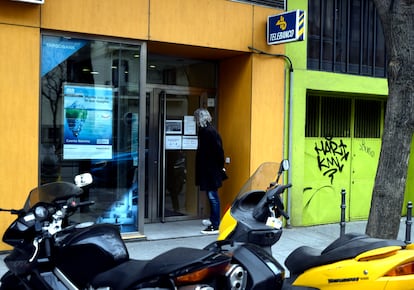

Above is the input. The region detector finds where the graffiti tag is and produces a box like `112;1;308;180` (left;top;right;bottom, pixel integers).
359;140;375;158
314;137;350;184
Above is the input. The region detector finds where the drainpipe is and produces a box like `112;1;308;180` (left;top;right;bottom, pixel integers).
248;47;294;227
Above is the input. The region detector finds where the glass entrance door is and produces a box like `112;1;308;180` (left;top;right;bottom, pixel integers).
146;86;213;222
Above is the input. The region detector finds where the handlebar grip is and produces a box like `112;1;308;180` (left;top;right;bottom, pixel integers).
78;201;95;207
278;183;292;192
267;183;292;201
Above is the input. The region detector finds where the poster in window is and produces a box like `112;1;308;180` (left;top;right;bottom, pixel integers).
63;83;113;160
166;120;182;134
165;135;182;150
184;115;196;135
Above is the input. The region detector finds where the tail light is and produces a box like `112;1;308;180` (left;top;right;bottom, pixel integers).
385;261;414;276
174;261;229;284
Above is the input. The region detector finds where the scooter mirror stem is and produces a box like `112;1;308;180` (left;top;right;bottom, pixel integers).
276;159;290;183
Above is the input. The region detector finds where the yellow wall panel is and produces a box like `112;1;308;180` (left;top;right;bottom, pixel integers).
218;54;252;211
252;6;284;54
150;0;252;50
250;54;285;169
0;24;39;250
41;0;148;39
0;0;40;27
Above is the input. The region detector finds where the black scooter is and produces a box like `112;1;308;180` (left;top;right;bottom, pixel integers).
0;173;284;289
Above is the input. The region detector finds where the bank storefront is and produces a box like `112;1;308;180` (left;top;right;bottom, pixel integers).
40;34;218;235
0;0;288;250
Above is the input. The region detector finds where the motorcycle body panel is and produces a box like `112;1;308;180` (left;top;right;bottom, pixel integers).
55;223;129;288
219;189;283;248
90;247;231;290
232;243;284;289
215;162;414;290
291;246;414;289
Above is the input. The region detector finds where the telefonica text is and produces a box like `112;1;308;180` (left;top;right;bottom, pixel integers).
269;30;295;41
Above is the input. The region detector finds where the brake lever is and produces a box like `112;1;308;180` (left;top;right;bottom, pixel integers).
29;237;42;263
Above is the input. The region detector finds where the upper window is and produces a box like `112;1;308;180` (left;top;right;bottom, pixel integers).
307;0;386;78
230;0;285;9
305;94;384;138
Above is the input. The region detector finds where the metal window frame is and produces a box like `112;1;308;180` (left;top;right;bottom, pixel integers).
307;0;386;78
230;0;285;9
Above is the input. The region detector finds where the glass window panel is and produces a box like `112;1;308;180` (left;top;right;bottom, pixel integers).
40;35;142;233
307;0;386;77
322;0;335;70
147;54;216;88
307;0;322;69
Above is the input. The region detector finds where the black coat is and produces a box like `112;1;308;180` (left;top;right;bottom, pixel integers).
195;124;225;191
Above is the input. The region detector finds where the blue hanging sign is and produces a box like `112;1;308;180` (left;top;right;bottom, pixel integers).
267;10;305;45
41;36;88;76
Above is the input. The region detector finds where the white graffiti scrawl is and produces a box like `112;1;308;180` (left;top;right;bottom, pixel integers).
314;137;350;184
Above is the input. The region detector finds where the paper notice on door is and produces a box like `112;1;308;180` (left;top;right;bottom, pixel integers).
184;115;196;135
165;135;182;149
182;136;198;150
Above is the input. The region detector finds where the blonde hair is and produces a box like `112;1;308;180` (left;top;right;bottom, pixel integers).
194;108;212;128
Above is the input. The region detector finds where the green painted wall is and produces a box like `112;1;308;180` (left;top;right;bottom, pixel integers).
285;0;414;226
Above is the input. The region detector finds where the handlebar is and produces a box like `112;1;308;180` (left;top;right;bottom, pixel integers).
253;183;291;222
66;200;95;215
266;183;292;202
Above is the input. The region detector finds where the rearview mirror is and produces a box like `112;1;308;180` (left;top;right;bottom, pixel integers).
276;159;289;183
74;173;93;187
281;159;290;171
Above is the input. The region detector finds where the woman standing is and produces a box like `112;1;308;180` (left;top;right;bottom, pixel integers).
194;108;225;234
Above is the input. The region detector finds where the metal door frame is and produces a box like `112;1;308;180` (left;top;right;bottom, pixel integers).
146;84;215;222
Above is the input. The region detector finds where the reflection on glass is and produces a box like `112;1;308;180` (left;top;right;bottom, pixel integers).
40;36;141;233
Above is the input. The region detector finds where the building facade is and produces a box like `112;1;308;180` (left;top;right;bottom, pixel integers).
285;0;414;226
1;0;412;252
0;0;287;250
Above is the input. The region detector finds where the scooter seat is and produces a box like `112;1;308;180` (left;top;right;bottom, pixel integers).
285;232;406;275
90;247;229;289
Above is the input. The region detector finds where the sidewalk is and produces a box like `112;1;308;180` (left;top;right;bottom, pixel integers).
137;218;412;263
1;219;412;277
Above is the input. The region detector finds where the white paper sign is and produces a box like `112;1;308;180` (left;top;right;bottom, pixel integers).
182;136;198;150
165;135;182;149
184;116;196;135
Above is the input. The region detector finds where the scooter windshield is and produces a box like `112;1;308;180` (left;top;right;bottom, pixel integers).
236;162;280;198
23;181;83;211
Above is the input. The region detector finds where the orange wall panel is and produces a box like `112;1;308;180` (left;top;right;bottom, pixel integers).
250;54;285;168
150;0;252;50
218;54;252;211
252;5;285;54
0;0;40;27
0;24;39;250
41;0;148;39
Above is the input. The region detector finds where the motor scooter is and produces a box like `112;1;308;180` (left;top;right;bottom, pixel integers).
0;173;284;290
214;160;414;289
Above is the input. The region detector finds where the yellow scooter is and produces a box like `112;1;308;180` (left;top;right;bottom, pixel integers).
215;161;414;290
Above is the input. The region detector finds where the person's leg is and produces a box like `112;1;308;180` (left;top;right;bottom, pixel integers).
207;190;220;229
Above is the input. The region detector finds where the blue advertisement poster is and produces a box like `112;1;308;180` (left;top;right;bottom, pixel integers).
63;84;113;160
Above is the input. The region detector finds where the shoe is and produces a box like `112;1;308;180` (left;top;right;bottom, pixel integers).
201;225;219;234
202;219;212;226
